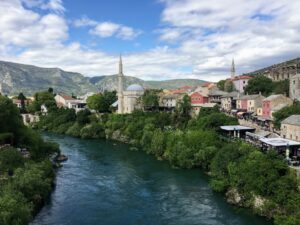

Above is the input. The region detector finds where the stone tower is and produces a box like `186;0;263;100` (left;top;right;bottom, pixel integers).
231;58;236;79
117;55;124;114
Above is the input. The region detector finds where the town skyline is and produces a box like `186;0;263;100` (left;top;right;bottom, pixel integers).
0;0;300;82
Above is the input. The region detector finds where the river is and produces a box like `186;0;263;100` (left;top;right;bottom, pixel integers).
30;133;271;225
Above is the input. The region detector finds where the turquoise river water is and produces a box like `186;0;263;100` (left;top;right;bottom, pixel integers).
30;133;272;225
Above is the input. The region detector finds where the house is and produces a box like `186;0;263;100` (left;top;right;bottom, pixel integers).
208;88;227;104
190;92;209;105
290;74;300;101
221;91;239;112
239;94;264;113
281;115;300;141
262;94;293;119
159;93;182;110
55;93;87;113
12;99;32;108
231;75;252;93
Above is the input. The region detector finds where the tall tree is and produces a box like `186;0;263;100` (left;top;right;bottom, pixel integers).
244;75;273;95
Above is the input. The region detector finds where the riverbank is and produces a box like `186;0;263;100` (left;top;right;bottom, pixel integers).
31;133;272;225
0;96;61;225
35;109;300;224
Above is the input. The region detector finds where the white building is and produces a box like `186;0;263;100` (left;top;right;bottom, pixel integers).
55;93;86;113
117;56;144;114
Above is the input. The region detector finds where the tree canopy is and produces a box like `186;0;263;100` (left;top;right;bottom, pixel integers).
87;91;117;113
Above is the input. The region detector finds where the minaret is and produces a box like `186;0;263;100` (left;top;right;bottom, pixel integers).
231;58;236;79
117;54;124;114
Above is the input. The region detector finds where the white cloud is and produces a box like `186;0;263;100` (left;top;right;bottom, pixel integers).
73;16;97;27
1;0;300;83
0;0;68;48
90;22;141;40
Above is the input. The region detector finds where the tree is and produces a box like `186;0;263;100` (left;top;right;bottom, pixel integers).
48;87;54;93
0;148;24;173
224;80;235;92
17;93;27;113
76;109;91;125
217;80;226;91
87;91;117;113
274;79;289;96
273;102;300;129
244;75;273;96
29;91;56;113
141;90;159;110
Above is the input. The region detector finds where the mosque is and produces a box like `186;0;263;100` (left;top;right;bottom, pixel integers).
117;56;144;114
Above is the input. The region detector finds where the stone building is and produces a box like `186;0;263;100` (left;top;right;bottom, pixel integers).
290;74;300;101
264;60;300;81
281;115;300;141
220;91;239;112
262;94;293;119
117;56;144;114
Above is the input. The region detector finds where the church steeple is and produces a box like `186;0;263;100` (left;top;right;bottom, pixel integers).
231;58;236;78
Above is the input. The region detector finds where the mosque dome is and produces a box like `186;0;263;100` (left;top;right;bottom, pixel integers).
126;84;144;91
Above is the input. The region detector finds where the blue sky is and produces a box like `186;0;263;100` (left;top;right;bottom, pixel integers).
0;0;300;81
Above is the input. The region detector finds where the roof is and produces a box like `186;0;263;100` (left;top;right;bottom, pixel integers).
57;93;76;101
192;103;217;107
221;91;240;98
238;94;264;100
208;88;227;96
111;100;118;107
126;84;144;91
272;102;290;111
281;115;300;126
220;125;255;131
232;75;252;81
259;138;300;147
263;94;284;101
190;91;208;97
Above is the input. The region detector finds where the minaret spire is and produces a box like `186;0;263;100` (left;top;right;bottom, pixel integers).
231;58;236;78
117;54;124;114
119;54;123;75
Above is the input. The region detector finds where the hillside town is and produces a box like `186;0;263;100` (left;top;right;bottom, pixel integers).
2;57;300;170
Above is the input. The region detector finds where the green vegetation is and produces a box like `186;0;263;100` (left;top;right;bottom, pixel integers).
28;91;56;113
244;75;289;96
273;101;300;129
36;99;300;224
141;89;160;110
0;95;59;225
86;91;117;113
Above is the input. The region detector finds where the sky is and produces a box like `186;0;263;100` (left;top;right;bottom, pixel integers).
0;0;300;82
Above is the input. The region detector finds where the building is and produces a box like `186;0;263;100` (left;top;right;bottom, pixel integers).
117;56;144;114
55;93;86;113
190;92;209;105
220;125;255;139
208;88;227;104
159;93;182;111
231;75;252;93
237;94;264;113
290;74;300;101
281;115;300;141
262;94;293;119
12;99;32;108
265;60;300;81
221;91;239;112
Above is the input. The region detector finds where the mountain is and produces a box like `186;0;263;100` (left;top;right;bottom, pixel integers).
0;60;207;96
0;61;97;96
245;57;300;76
90;75;206;91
